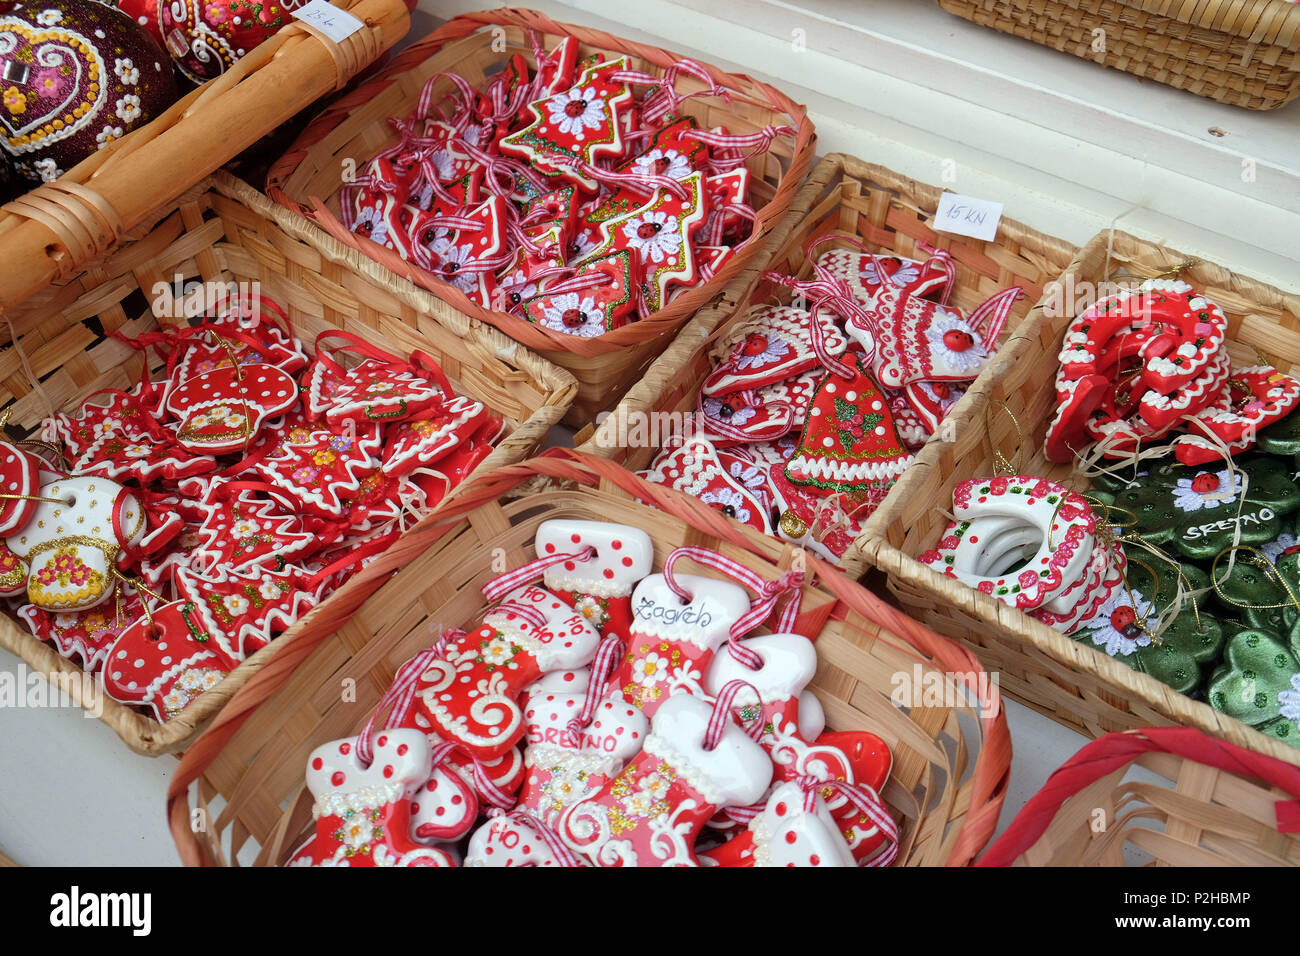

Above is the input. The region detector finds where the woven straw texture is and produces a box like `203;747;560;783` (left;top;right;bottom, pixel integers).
939;0;1300;109
0;0;410;314
865;227;1300;766
576;152;1078;579
265;7;817;426
0;171;576;755
164;448;1011;868
979;728;1300;865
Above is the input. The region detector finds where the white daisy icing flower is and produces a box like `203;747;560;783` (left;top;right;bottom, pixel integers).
633;148;690;181
539;293;604;338
114;58;140;85
701;488;752;524
1171;468;1237;513
1077;587;1154;658
621;211;682;265
546;86;607;140
116;94;142;124
925;313;987;375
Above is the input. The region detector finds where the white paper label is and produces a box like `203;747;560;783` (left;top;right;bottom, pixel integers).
934;192;1004;242
291;0;364;43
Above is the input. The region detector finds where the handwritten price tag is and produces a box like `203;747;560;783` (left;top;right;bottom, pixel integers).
291;0;364;43
934;192;1004;242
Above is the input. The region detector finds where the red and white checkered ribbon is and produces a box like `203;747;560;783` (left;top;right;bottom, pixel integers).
914;239;957;305
610;59;733;127
661;546;805;668
485;808;587;866
561;633;623;749
703;679;765;750
338;171;401;231
686;124;795;173
413;240;516;284
555;154;689;201
968;286;1023;347
355;645;445;767
537;271;616;297
456;137;551;200
490;601;549;631
482;546;597;603
761;268;868;379
415;71;481;133
796;774;898;867
429;739;516;810
491;264;571;312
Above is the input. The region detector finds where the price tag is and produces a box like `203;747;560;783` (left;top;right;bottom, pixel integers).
291;0;364;43
934;192;1004;242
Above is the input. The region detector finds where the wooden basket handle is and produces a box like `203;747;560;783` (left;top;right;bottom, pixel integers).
977;727;1300;867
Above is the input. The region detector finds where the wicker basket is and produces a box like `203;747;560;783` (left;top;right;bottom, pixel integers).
938;0;1300;110
0;0;411;315
979;727;1300;865
866;227;1300;765
0;171;576;756
575;152;1078;579
264;7;817;427
164;448;1011;867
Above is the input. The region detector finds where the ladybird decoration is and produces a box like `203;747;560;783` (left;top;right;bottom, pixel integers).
0;0;177;183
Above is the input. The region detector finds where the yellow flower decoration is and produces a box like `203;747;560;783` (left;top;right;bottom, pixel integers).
3;86;26;116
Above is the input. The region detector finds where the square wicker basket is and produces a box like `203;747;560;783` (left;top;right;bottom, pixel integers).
265;8;817;427
939;0;1300;110
865;226;1300;767
0;171;576;755
165;450;1010;867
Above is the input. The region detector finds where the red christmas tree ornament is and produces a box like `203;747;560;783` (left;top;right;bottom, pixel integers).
499;56;637;193
784;353;914;495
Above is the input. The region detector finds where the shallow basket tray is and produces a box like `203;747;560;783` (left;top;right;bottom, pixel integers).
0;171;576;756
865;227;1300;766
164;448;1011;867
979;727;1300;865
576;152;1078;579
0;0;410;314
265;7;817;427
938;0;1300;110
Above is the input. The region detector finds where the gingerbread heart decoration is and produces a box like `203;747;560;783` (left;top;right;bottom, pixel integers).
166;364;299;454
701;306;847;396
642;436;772;535
863;285;1022;388
817;244;956;303
0;441;43;535
784;354;914;495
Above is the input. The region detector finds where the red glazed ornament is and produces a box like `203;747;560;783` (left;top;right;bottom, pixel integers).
158;0;307;84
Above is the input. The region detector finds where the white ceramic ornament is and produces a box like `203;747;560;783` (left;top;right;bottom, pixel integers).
5;476;145;611
558;692;774;867
289;729;454;867
614;571;752;715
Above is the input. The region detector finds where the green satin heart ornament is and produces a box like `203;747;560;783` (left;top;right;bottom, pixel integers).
1070;553;1222;695
1104;455;1300;561
1207;626;1300;749
1210;546;1300;639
